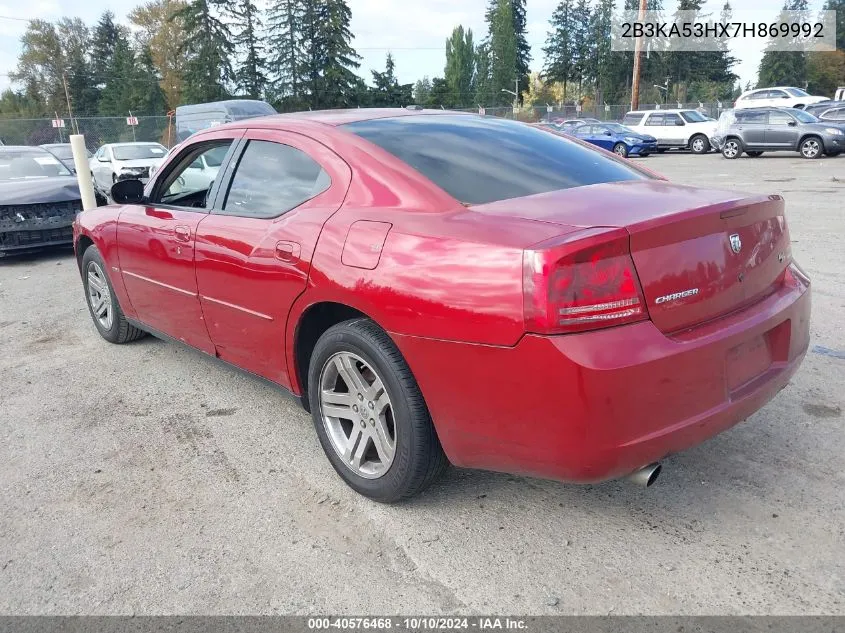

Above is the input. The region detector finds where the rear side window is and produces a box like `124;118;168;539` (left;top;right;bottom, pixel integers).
622;113;643;125
222;140;330;218
736;110;768;124
343;115;649;205
645;113;664;126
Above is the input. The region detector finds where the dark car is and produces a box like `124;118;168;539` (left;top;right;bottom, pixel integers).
40;143;92;172
719;107;845;159
570;122;658;157
0;146;83;257
803;101;845;123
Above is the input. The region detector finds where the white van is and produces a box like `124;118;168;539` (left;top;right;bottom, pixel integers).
621;109;718;154
174;100;277;142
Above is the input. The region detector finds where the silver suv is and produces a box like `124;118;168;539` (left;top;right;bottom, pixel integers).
716;107;845;159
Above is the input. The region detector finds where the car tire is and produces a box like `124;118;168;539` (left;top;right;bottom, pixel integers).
613;143;629;158
746;151;764;157
722;138;742;159
308;318;448;503
81;245;146;344
800;136;823;159
690;134;711;154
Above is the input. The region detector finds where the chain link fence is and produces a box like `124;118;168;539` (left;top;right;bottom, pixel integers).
0;103;731;150
0;116;174;151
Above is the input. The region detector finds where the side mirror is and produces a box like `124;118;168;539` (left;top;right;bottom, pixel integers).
111;179;145;204
781;94;790;99
604;130;613;136
788;120;797;126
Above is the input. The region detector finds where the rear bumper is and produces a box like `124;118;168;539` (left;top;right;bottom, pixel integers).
393;277;810;483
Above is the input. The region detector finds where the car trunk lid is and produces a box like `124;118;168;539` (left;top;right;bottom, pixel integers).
471;180;790;334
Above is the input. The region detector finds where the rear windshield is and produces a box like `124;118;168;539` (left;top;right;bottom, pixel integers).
44;145;74;160
343;115;649;205
112;144;166;160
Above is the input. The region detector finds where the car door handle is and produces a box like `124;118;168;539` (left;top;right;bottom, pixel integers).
275;240;301;262
174;225;191;242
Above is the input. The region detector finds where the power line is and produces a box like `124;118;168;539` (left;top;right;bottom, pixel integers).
0;15;29;21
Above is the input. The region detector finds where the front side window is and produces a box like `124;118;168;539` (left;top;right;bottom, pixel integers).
680;110;707;123
767;110;795;126
157;140;234;207
343;115;649;205
792;109;819;123
222;140;331;218
663;113;683;126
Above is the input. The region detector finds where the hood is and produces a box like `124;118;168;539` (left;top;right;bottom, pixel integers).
0;176;81;205
805;122;845;133
625;132;657;142
113;158;164;169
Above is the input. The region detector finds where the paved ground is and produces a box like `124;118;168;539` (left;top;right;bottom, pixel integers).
0;151;843;615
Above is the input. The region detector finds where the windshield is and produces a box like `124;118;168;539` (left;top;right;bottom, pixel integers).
112;144;167;161
787;88;810;97
344;115;650;205
606;123;634;134
680;110;708;123
0;149;72;180
792;109;819;123
44;145;74;160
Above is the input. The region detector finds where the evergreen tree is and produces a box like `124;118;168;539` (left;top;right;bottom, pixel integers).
302;0;361;108
487;0;517;106
232;0;266;99
474;43;494;105
589;0;615;104
91;12;121;89
98;33;136;115
131;47;168;113
427;77;453;108
571;0;592;100
174;0;234;103
267;0;306;105
370;53;410;106
486;1;530;99
757;0;809;88
445;26;475;108
823;0;845;50
543;0;575;102
413;76;432;104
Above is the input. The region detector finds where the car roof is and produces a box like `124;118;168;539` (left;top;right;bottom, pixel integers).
107;142;165;147
207;108;471;133
40;143;69;148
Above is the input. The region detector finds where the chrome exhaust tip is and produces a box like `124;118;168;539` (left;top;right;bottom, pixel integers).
626;463;662;487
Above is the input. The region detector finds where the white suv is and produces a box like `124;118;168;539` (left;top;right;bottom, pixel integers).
734;87;828;110
621;109;717;154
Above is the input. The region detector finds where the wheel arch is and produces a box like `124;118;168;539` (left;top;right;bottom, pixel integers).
799;133;823;149
289;300;380;409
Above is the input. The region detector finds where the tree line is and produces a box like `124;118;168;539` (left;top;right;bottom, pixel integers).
1;0;843;120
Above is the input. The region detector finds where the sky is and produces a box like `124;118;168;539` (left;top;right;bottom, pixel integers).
0;0;830;101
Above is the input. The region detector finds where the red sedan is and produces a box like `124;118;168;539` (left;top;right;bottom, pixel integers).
73;109;811;502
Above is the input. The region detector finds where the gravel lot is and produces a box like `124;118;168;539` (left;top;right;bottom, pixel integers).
1;152;843;615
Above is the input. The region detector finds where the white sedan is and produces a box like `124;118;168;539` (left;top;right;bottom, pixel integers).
89;142;167;193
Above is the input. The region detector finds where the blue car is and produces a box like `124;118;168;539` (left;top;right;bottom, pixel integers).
570;122;658;157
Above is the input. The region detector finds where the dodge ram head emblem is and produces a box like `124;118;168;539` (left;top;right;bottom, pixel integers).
729;233;742;254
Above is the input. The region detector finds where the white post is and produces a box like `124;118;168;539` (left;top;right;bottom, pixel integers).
70;135;97;211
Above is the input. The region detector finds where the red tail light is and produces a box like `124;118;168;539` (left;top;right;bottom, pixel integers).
523;228;649;334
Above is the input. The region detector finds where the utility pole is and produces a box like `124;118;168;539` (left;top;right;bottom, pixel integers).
62;72;79;135
630;0;648;111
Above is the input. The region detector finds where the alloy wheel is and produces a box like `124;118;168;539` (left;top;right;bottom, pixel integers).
723;141;739;158
319;351;396;479
614;144;627;156
692;138;705;152
801;139;820;158
86;261;113;330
